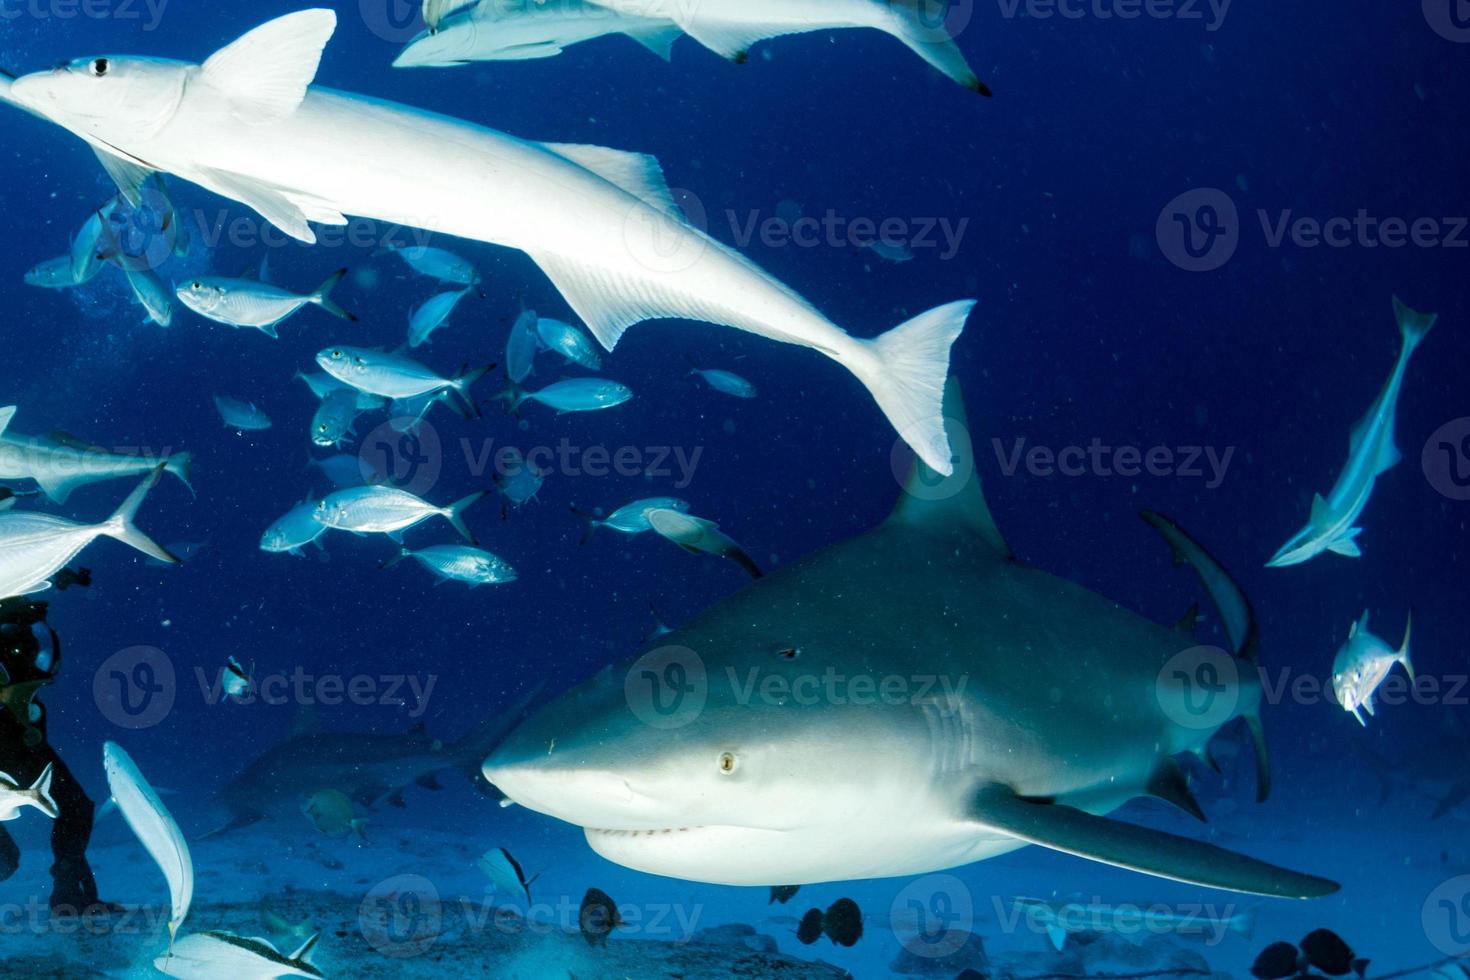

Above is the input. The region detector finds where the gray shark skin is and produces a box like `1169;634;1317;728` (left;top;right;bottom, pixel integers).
205;688;538;837
485;380;1339;900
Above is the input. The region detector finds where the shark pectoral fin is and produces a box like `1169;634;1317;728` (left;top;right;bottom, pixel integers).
1045;924;1067;951
193;167;345;244
1140;511;1257;660
965;786;1337;899
201;9;337;124
91;145;154;205
1146;758;1207;823
1326;535;1362;558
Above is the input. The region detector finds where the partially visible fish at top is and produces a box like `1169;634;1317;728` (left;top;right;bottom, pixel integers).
213;396;272;432
408;286;475;348
500;378;632;415
381;241;480;285
177;268;355;338
690;367;757;399
536;317;602;370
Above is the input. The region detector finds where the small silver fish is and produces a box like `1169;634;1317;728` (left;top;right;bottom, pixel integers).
578;496;689;542
408;286;474;347
24;256;78;289
261;501;330;556
214;396;272;431
294;371;386;411
221;656;254;698
317;346;490;415
384;544;517;586
536;317;602;370
383;242;479;285
505;309;541;383
504;378;632;414
1331;610;1414;726
691;367;757;399
310;389;358;449
493;448;545;510
177;269;355;337
314;486;486;542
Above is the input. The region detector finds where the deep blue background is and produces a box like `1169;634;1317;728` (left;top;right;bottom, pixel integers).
1;0;1467;963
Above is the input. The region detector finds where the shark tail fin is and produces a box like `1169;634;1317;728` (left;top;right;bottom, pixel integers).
101;466;179;566
1392;295;1437;353
451;682;547;793
855;300;973;478
887;0;992;95
1398;608;1415;683
311;268;356;322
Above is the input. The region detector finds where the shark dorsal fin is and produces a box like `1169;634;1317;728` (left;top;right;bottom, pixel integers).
201;9;337;125
886;377;1010;559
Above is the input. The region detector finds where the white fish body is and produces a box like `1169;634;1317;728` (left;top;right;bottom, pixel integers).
383;242;479;285
155;931;322;980
693;367;757;399
310;389;357;448
0;422;191;504
24;255;79;289
0;763;58;821
408;286;474;347
0;467;177;599
177;269;351;336
477;846;533;903
260;501;328;556
647;506;762;577
1331;610;1414;727
536;317;602;369
1268;298;1437;567
9;10;970;474
314;485;485;541
104;742;193;944
397;0;678;68
214;396;272;431
391;544;517;585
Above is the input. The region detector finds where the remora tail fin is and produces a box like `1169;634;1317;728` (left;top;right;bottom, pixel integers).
968;785;1339;899
100;466;178;565
1392;295;1437;353
857;301;975;478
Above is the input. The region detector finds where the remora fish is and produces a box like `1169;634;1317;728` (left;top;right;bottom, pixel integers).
646;507;763;578
399;0;991;96
0;419;191;504
483;380;1339;899
155;931;322;980
398;0;680;68
202;692;539;836
1331;610;1414;727
0;466;178;599
1267;297;1437;567
176;268;354;337
8;10;972;475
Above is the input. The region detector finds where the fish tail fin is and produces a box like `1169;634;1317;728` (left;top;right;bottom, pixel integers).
1392;295;1437;353
887;0;991;95
165;451;195;496
29;763;58;819
380;547;412;571
444;491;487;543
453;363;495;417
854;300;973;477
570;506;601;545
1399;608;1415;683
311;268;357;322
1231;906;1257;940
100;466;178;565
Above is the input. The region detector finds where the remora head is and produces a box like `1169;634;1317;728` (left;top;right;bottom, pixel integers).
482;626;940;885
10;55;187;146
394;22;480;68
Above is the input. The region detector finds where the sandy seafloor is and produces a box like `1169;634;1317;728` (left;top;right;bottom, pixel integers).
2;766;1467;979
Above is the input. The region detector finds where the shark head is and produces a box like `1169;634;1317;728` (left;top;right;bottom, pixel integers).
393;23;481;69
10;56;188;146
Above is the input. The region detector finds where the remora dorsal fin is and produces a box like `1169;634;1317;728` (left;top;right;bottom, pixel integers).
966;785;1338;899
886;377;1009;558
201;9;337;124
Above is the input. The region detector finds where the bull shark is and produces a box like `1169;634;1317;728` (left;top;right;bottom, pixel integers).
6;9;972;476
484;380;1339;899
1267;296;1437;567
397;0;991;96
203;688;538;837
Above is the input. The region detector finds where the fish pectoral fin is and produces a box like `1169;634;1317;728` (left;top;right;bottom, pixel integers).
193;166;346;244
91;144;156;205
964;785;1338;899
201;9;337;124
1326;534;1363;558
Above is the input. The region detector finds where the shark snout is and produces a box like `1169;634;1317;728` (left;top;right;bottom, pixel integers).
483;753;661;830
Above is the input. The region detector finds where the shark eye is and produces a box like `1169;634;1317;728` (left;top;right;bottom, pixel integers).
90;58;109;77
717;752;738;775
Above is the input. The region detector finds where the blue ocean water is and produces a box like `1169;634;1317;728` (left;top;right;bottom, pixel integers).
1;2;1468;978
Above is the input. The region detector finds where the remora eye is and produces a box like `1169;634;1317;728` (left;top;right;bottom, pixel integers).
90;58;109;77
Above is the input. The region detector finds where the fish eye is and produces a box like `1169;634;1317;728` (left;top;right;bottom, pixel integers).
90;58;109;77
717;752;738;775
776;646;800;660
